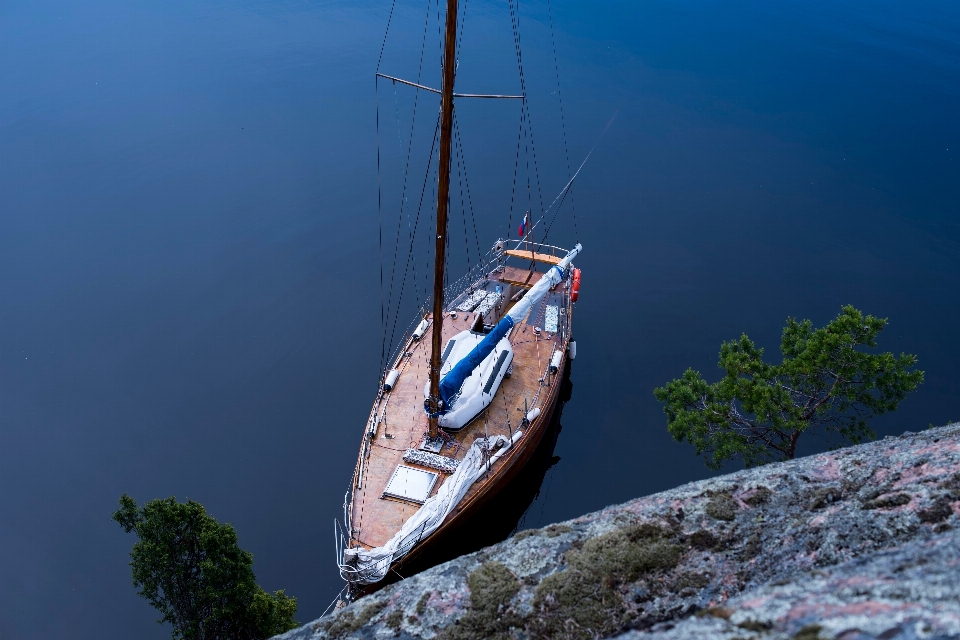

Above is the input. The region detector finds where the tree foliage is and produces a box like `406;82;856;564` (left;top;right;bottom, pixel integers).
654;305;923;469
113;494;298;640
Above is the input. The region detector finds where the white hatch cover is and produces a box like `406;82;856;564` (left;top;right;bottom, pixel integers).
544;305;559;333
383;465;439;504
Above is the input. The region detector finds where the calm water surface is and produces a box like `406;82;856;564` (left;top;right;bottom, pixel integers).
1;0;958;637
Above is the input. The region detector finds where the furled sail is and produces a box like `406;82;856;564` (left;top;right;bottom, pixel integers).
340;433;518;584
437;243;582;407
427;330;513;430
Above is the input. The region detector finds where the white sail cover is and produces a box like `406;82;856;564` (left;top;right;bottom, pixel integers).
340;434;513;584
426;331;514;430
437;243;582;410
504;242;581;324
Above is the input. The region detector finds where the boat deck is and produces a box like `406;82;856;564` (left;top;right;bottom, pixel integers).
349;264;571;549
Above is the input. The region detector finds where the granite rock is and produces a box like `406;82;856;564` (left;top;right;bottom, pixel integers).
276;423;960;640
616;527;960;640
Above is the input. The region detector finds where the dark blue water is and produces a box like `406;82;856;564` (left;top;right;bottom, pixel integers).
1;0;958;637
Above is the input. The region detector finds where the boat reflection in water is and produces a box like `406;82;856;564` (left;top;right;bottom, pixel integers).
371;365;574;588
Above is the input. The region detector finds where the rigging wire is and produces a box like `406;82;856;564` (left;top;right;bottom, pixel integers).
453;117;472;271
376;80;387;380
545;0;577;241
507;0;545;221
453;110;482;266
380;0;435;377
523;97;533;222
392;84;423;319
377;0;576;377
507;110;524;236
375;0;399;379
535;107;620;242
376;0;397;72
385;113;442;361
436;0;443;74
455;0;469;71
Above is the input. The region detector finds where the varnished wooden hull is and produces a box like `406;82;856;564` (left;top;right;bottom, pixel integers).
355;360;572;595
344;257;578;597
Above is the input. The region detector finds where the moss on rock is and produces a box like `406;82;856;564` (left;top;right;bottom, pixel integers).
529;523;681;639
673;571;710;590
323;600;387;639
919;495;955;524
531;569;623;640
793;623;824;640
738;619;772;632
706;494;738;521
742;533;763;560
384;608;403;633
436;562;521;640
415;591;431;616
808;487;843;510
743;485;773;506
939;473;960;498
566;523;680;582
863;493;911;510
513;528;540;540
689;529;718;550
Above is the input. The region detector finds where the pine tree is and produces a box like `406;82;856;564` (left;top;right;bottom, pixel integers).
113;495;298;640
655;305;924;469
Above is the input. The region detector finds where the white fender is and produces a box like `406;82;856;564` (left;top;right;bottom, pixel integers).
549;350;563;373
383;369;400;391
412;318;429;340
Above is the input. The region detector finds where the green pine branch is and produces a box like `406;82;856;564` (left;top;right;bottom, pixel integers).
654;305;924;470
113;495;298;640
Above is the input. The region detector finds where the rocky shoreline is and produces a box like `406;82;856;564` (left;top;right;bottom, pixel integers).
278;423;960;640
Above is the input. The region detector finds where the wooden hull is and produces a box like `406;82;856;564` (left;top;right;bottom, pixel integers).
343;256;578;597
356;360;572;595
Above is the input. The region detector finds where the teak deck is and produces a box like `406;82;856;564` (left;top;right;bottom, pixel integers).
347;261;574;576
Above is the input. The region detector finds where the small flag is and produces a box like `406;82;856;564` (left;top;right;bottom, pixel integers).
518;220;526;237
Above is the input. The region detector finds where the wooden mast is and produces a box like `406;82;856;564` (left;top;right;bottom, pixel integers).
428;0;459;438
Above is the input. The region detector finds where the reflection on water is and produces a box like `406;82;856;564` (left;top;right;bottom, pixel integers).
382;365;574;585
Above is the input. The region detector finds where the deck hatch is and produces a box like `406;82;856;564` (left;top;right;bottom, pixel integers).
483;350;511;394
475;291;502;315
456;289;488;312
544;305;559;333
441;339;457;364
383;465;439;504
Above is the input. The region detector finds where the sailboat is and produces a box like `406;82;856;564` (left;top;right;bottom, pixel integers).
337;0;583;597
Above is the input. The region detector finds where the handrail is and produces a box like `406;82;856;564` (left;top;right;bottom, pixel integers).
503;239;569;255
